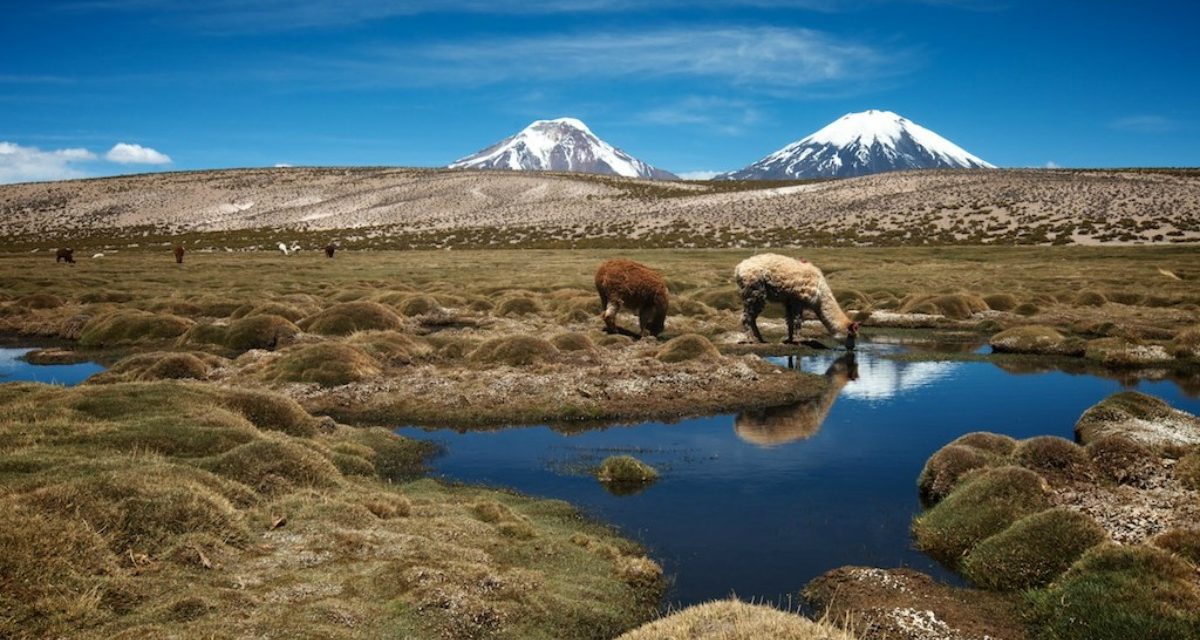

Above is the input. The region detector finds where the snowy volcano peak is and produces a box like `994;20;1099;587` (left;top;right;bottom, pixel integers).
449;117;676;180
720;110;994;180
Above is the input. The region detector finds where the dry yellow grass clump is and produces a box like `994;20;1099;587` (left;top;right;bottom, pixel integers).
617;599;855;640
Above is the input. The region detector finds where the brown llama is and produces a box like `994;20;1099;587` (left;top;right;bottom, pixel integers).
173;245;185;264
324;243;337;258
594;258;668;339
734;253;860;349
55;248;75;264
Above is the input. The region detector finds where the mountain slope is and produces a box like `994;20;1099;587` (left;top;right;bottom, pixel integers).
449;118;677;180
720;110;994;180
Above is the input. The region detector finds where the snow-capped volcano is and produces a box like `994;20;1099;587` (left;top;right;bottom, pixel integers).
449;117;676;180
719;110;994;180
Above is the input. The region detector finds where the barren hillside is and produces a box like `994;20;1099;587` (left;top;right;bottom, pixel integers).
2;167;1197;249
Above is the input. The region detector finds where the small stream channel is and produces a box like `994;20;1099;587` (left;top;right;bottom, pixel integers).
0;347;105;386
397;341;1200;607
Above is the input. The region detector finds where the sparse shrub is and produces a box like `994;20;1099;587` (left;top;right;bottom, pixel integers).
300;302;402;336
79;311;193;347
1086;435;1157;485
267;343;381;387
961;508;1107;590
1013;436;1092;480
469;335;559;366
223;314;300;351
912;466;1051;567
596;455;659;484
982;293;1019;311
494;296;541;317
1026;544;1200;640
656;334;720;363
202;437;342;493
1074;290;1109;307
549;332;597;352
15;293;64;309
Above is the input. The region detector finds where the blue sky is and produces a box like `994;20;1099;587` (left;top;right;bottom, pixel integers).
1;1;1197;182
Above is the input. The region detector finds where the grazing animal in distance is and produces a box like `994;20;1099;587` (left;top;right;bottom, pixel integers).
324;243;337;258
278;242;291;256
594;258;669;339
173;245;185;264
92;253;104;259
55;248;75;263
735;353;857;446
734;253;860;349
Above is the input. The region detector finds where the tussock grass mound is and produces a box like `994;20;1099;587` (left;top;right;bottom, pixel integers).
395;294;443;317
912;466;1051;567
469;335;559;366
656;334;720;363
78;290;134;304
266;342;381;387
1170;326;1200;358
596;455;659;484
1074;289;1109;307
667;297;715;317
1152;528;1200;564
1086;435;1157;485
1026;544;1200;640
347;330;425;365
1012;435;1093;480
223;315;300;351
231;301;307;322
918;444;995;505
899;293;989;319
92;351;225;383
1178;453;1200;490
299;301;402;336
989;325;1084;356
494;295;541;317
1013;301;1040;316
1074;391;1200;447
952;432;1018;455
1106;290;1147;306
834;288;871;310
982;293;1019;311
15;293;65;309
79;311;193;347
138;353;212;380
618;599;855;640
1084;337;1173;367
693;288;741;311
216;388;317;437
961;508;1107;590
549;331;597;352
201;437;342;493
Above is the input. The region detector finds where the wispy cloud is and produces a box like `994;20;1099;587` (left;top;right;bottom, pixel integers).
53;0;999;32
1108;115;1179;134
677;170;722;180
300;27;912;94
638;96;763;135
105;142;172;164
0;142;96;184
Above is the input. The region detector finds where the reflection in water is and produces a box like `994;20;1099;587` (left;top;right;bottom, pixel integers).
736;354;857;447
0;348;104;386
993;359;1200;398
769;348;962;402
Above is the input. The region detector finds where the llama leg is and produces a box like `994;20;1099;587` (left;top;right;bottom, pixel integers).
783;300;799;344
637;305;657;340
740;290;766;344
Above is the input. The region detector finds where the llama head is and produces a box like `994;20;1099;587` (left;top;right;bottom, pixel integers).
843;321;861;350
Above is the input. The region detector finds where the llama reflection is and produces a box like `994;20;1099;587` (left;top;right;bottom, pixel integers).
735;353;858;447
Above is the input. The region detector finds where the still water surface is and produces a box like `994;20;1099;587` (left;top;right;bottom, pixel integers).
0;347;104;386
397;343;1200;606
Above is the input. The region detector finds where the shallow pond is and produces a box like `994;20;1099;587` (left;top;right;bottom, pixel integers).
398;343;1200;607
0;347;104;386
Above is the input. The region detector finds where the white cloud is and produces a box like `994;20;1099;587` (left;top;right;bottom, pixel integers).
639;96;762;135
1044;161;1059;169
678;170;722;180
105;142;172;164
0;141;96;184
274;163;293;167
1109;115;1177;134
314;27;909;93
